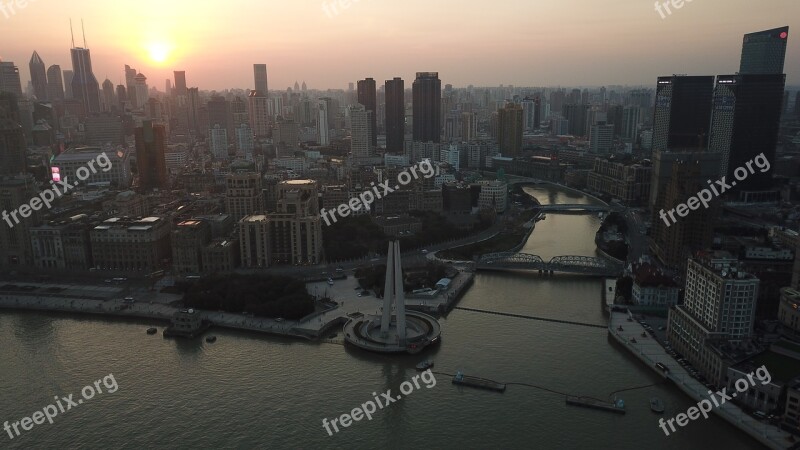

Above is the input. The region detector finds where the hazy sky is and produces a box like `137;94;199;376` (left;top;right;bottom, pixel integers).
1;0;799;91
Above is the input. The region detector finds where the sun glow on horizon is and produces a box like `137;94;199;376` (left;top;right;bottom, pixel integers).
146;42;173;65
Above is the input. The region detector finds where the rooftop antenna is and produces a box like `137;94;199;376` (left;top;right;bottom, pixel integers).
69;19;75;48
82;19;87;47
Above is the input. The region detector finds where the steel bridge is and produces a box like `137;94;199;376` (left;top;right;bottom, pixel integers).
535;204;620;213
477;253;624;276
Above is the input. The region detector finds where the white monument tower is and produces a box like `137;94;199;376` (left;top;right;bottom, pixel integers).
380;241;406;344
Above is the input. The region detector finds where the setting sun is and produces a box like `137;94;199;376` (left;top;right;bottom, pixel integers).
147;42;172;64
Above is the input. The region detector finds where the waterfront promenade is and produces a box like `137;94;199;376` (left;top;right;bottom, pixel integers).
608;310;794;449
0;272;473;342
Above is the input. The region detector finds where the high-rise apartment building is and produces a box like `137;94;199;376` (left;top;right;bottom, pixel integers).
248;90;269;138
412;72;441;143
351;104;374;161
0;62;22;98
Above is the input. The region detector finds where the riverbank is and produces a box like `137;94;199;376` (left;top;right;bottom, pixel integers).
608;309;793;449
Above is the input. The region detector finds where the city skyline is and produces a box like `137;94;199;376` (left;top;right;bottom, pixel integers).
1;0;799;91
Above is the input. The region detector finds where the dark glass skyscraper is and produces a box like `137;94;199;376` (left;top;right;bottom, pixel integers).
385;77;404;152
412;72;441;143
135;120;168;191
652;76;714;152
709;74;785;192
357;78;377;147
70;47;101;114
739;26;789;75
29;51;48;101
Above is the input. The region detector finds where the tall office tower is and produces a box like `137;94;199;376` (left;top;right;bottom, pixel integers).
652;76;714;152
165;79;171;97
247;90;269;138
133;73;148;110
317;100;330;146
348;82;355;92
29;51;48;101
522;97;536;130
46;65;64;101
319;97;338;133
385;77;404;152
444;113;460;142
0;94;27;175
173;71;187;97
0;62;23;98
351;104;374;161
115;85;127;111
70;44;101;114
581;89;590;105
461;112;478;141
134;120;168;190
357;78;378;147
652;158;719;270
207;95;233;143
412;72;441;143
569;88;582;104
606;105;624;137
209;124;228;159
254;64;268;96
562;103;590;137
101;79;115;112
235;123;254;161
497;103;523;157
708;74;785;194
187;87;200;134
740;26;789;75
629;89;652;109
621;106;641;140
62;70;74;99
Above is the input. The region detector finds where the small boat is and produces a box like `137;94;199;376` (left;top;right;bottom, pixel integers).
146;327;157;335
205;336;217;343
416;360;434;371
650;397;665;413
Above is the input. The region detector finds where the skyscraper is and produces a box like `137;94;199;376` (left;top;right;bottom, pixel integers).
115;84;127;111
317;100;330;146
497;103;523;157
652;76;714;152
248;90;269;138
70;46;101;114
101;79;115;112
412;72;441;143
124;65;137;108
46;65;64;101
385;77;404;152
62;70;74;99
0;93;27;175
357;78;377;147
708;74;785;193
134;120;168;191
0;62;23;98
173;71;187;97
739;26;789;75
29;51;48;101
133;73;148;110
254;64;268;95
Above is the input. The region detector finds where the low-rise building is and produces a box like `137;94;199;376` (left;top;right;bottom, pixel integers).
90;216;171;272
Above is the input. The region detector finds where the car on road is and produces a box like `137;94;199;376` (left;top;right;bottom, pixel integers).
357;293;362;297
421;249;428;254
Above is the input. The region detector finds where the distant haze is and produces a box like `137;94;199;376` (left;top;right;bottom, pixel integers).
1;0;798;91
